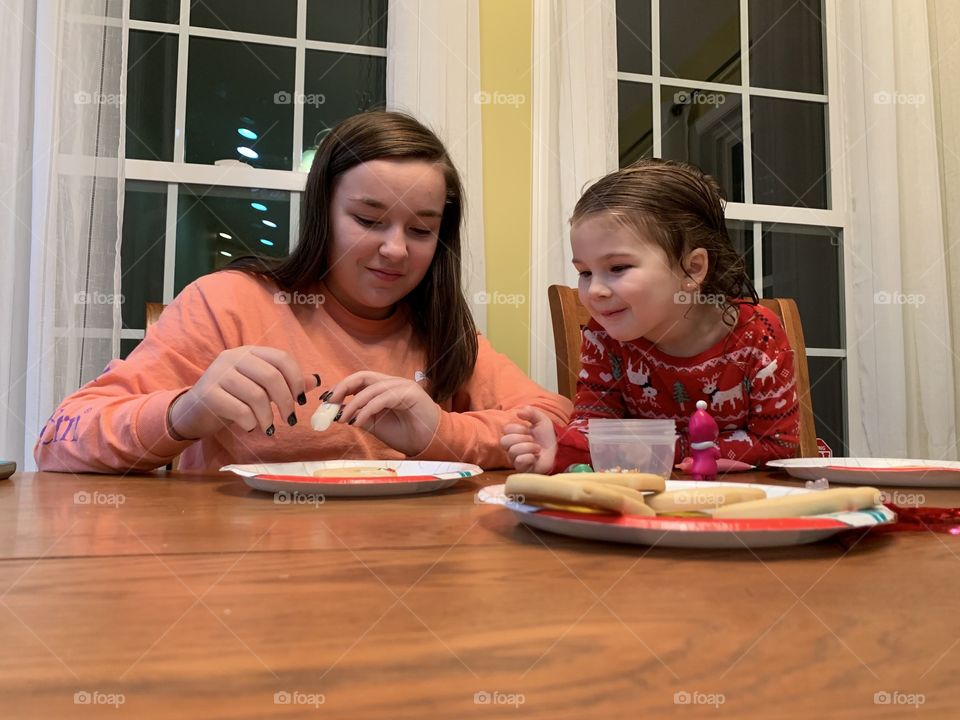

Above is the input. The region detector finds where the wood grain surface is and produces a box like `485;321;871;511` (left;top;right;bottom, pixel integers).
1;469;958;718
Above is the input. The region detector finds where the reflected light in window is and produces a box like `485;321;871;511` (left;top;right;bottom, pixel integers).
262;220;278;228
259;238;275;247
251;202;268;211
299;149;316;173
237;128;258;140
218;232;232;239
219;250;233;257
237;146;259;159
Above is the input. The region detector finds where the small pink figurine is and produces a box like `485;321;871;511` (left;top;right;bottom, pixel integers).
688;400;720;481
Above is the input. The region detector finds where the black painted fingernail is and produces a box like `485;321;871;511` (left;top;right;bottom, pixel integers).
320;390;333;401
313;373;321;387
333;407;344;422
265;424;275;436
296;392;307;406
287;412;297;426
347;417;356;426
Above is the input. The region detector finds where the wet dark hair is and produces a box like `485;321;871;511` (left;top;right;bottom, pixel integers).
226;110;478;402
571;158;758;322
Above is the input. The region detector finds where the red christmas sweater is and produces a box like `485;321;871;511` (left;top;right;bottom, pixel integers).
553;303;800;472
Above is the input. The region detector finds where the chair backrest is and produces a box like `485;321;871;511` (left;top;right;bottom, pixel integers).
547;285;818;458
145;302;180;470
145;302;166;331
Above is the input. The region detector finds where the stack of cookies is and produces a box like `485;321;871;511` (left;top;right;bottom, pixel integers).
504;473;882;519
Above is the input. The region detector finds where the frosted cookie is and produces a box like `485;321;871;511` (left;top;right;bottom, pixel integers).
549;471;666;493
645;486;767;514
310;402;341;431
504;474;654;516
710;486;882;519
311;467;397;478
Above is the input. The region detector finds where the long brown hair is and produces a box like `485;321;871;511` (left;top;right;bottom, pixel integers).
571;158;758;319
226;111;478;402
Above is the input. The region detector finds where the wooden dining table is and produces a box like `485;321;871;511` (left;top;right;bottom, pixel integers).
1;468;958;718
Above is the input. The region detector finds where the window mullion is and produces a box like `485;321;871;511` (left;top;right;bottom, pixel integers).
739;0;753;205
173;0;191;164
650;0;661;157
163;183;178;304
752;221;763;298
293;0;307;172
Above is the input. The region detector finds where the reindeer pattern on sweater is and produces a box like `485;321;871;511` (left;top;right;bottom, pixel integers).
553;303;800;472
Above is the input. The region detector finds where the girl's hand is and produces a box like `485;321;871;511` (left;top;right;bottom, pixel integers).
168;346;320;439
329;371;441;456
500;406;557;473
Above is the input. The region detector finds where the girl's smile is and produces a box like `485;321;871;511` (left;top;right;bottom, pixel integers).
570;213;729;356
571;213;688;343
325;159;445;319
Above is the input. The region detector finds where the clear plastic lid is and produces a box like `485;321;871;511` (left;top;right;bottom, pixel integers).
589;436;678;444
588;419;677;436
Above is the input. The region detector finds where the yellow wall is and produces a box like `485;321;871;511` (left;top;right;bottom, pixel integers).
479;0;532;372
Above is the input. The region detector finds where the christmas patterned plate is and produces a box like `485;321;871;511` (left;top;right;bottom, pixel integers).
222;460;481;497
766;457;960;487
476;480;894;549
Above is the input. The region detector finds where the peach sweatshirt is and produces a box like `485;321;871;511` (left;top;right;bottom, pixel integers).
34;271;572;473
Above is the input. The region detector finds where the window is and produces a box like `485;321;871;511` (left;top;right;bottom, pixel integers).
121;0;389;356
616;0;846;452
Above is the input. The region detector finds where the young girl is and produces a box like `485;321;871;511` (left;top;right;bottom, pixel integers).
36;111;572;473
502;159;799;474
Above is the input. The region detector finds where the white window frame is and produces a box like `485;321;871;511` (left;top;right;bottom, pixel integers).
122;0;387;321
613;0;851;446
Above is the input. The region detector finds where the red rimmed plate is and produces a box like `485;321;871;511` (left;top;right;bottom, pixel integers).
221;460;482;497
476;480;895;549
766;457;960;487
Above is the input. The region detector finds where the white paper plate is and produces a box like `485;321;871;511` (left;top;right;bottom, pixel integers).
476;480;895;549
221;460;482;497
766;457;960;487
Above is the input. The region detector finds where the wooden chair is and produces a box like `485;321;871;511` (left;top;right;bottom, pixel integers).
146;303;181;470
145;302;166;331
547;285;818;458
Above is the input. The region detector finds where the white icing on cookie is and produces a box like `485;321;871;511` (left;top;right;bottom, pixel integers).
310;402;340;431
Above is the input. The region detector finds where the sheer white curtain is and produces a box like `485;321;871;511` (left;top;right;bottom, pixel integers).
20;0;126;469
529;0;618;390
0;0;37;467
386;0;487;333
837;0;957;459
929;0;960;459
